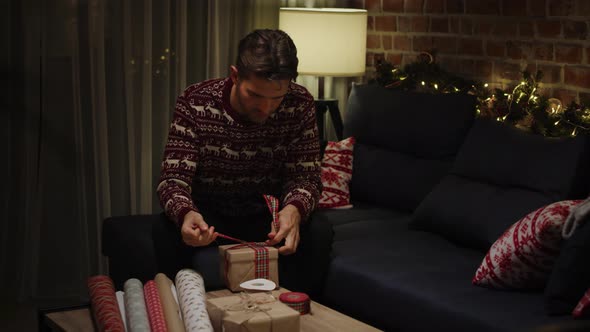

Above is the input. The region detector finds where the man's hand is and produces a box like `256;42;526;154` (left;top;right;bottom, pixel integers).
181;210;217;247
266;204;301;255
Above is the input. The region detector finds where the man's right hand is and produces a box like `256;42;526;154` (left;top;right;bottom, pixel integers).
181;210;218;247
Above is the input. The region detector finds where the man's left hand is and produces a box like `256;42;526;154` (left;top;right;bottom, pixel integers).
266;204;301;255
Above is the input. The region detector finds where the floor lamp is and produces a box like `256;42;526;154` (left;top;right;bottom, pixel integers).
279;7;367;141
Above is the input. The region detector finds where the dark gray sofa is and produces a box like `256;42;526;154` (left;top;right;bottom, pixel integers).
102;84;590;331
314;84;590;331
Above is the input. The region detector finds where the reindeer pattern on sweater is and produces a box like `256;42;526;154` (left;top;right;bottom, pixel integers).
157;77;322;224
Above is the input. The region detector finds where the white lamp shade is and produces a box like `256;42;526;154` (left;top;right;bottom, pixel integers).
279;8;367;77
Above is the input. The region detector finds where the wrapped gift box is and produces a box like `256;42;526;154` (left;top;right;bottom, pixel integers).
207;294;299;332
219;244;279;292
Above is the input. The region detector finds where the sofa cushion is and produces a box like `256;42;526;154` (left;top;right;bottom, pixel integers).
350;143;454;211
318;137;355;209
410;119;590;251
312;203;411;242
473;200;582;290
545;221;590;315
322;231;572;332
344;85;476;211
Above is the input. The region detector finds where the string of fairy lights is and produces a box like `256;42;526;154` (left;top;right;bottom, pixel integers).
371;54;590;138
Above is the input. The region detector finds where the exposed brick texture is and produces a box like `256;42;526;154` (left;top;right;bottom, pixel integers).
503;0;527;16
519;22;534;37
563;21;588;40
383;35;393;50
365;0;381;12
375;16;397;31
395;35;412;51
564;66;590;88
367;34;381;49
538;64;562;84
362;0;590;102
383;0;403;12
405;0;424;13
486;40;506;57
446;0;465;14
578;0;590;16
536;21;562;38
465;0;500;15
549;0;575;16
555;44;583;64
431;18;449;33
425;0;444;13
530;0;547;17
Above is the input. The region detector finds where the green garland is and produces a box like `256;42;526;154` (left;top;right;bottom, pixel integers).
370;56;590;138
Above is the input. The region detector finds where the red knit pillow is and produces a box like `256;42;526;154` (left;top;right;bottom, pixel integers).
573;288;590;318
473;200;582;289
318;137;355;209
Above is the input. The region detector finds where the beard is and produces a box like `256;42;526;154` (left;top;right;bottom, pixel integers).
235;89;272;125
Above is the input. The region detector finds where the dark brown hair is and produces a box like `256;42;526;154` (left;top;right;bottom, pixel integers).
235;29;298;81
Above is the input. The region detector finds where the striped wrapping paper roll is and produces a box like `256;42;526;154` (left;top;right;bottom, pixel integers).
155;273;185;332
279;292;311;315
87;275;126;332
144;280;168;331
175;269;213;332
123;278;150;331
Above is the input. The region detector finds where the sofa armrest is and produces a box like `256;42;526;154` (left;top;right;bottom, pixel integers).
102;213;184;290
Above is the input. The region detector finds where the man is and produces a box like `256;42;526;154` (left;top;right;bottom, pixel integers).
156;29;328;294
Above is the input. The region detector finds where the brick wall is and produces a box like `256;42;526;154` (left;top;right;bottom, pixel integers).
351;0;590;104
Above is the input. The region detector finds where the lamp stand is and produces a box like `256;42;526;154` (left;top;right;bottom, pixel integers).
315;76;343;141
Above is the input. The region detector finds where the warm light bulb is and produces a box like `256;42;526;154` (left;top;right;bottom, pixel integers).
421;81;426;86
434;84;439;89
484;83;489;88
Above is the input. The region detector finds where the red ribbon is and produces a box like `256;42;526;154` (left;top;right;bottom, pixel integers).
219;194;279;285
264;194;280;233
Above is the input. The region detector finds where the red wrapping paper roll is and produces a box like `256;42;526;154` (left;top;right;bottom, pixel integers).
279;292;311;315
144;280;168;331
87;275;126;332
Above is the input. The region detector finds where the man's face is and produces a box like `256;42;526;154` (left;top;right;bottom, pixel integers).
230;67;290;124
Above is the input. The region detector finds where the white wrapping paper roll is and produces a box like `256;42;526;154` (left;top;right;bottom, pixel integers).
175;269;213;332
116;291;128;332
123;278;150;331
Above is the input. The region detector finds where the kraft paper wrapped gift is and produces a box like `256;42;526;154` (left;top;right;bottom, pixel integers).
207;294;300;332
219;244;279;292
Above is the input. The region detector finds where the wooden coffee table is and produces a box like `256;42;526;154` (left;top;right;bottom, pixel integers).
207;288;380;332
42;288;380;331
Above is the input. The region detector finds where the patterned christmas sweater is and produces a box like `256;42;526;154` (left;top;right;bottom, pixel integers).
157;77;322;226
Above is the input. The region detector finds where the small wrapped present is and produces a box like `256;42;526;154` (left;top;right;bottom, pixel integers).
207;293;300;332
219;243;279;292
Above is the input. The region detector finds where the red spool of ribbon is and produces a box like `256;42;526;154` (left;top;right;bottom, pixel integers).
279;292;311;315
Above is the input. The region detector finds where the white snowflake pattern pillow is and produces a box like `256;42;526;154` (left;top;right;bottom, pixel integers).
318;137;355;209
473;200;582;289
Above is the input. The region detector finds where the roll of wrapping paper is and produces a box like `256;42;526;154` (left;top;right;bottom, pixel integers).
87;275;126;332
123;278;150;331
115;291;128;331
155;273;186;332
279;292;311;315
144;280;168;331
175;269;213;332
